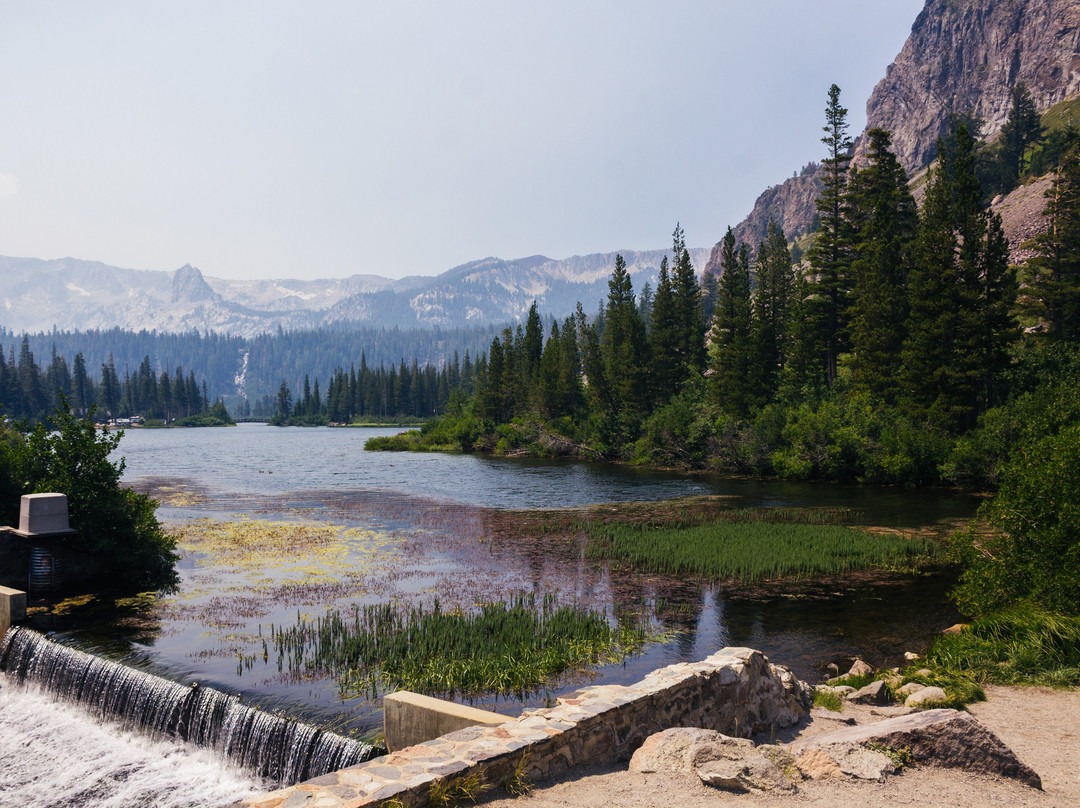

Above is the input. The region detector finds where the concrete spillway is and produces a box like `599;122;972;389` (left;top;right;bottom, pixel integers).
0;627;379;792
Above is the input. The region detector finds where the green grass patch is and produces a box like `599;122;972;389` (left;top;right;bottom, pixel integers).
813;688;843;712
364;431;422;451
917;605;1080;693
270;593;659;699
584;519;938;581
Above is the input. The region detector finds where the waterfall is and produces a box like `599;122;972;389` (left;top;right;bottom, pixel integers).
0;626;380;787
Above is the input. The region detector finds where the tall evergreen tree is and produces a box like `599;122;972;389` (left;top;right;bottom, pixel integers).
522;301;544;389
671;223;707;380
648;255;677;397
71;352;91;416
847;128;918;401
709;229;755;416
751;220;794;403
805;84;855;386
1027;130;1080;340
596;255;650;445
998;82;1043;191
902;125;1018;431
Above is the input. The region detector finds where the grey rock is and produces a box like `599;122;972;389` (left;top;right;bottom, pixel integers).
820;742;896;781
629;728;796;794
790;708;1042;789
629;727;726;773
847;680;890;705
905;686;948;708
847;659;874;678
898;682;926;697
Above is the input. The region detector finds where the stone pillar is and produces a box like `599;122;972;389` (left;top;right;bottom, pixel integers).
11;494;78;593
0;584;26;636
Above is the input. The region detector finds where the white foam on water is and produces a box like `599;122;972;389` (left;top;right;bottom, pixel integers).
0;679;267;808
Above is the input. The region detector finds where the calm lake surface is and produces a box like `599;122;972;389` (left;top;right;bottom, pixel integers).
24;424;980;739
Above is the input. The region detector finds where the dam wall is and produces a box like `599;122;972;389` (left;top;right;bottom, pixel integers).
233;646;811;808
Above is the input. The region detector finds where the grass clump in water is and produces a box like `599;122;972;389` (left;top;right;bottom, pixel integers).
271;593;658;699
584;518;938;581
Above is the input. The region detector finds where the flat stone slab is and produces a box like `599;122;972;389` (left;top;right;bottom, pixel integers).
790;708;1042;789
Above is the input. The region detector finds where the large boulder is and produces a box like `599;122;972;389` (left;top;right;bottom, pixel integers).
629;728;796;794
847;680;891;706
790;708;1042;789
905;686;948;708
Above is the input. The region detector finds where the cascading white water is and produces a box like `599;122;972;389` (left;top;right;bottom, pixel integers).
0;684;265;808
0;626;380;798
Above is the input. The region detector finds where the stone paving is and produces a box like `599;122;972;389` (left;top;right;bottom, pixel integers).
230;647;811;808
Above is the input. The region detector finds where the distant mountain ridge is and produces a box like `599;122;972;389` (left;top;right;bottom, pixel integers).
0;249;709;338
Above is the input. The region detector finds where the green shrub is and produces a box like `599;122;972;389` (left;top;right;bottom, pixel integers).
10;405;178;591
951;424;1080;615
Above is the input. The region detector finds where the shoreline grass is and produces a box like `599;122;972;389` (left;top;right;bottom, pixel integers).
913;605;1080;699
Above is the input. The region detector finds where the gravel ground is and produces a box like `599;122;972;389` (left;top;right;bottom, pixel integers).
478;685;1080;808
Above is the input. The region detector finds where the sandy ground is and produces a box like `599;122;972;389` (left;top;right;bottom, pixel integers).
479;685;1080;808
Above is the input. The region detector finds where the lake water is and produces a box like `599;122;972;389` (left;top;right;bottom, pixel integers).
3;424;980;805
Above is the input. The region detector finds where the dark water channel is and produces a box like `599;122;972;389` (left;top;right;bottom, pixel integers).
22;424;978;741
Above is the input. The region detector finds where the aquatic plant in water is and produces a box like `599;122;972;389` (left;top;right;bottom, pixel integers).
584;518;939;581
270;593;660;699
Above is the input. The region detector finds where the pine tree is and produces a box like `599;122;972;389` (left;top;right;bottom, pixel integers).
998;83;1043;192
649;255;677;397
847;128;917;401
671;223;707;379
596;255;650;445
902;124;1018;431
1027;130;1080;340
805;84;855;386
72;353;91;416
751;220;794;403
522;301;543;387
709;229;754;416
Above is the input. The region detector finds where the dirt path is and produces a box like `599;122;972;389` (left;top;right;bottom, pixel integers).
479;686;1080;808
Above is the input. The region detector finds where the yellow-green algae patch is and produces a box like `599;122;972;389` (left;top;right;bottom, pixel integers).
172;517;398;577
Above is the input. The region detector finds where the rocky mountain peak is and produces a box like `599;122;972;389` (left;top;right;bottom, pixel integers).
705;0;1080;280
866;0;1080;173
171;264;219;304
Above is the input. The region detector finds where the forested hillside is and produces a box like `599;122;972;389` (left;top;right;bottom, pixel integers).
369;84;1080;495
0;324;502;422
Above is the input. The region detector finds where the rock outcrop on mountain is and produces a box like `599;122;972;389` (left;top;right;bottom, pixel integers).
867;0;1080;174
171;264;220;304
705;0;1080;280
703;171;821;279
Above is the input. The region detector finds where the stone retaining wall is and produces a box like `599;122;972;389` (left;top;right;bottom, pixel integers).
232;647;811;808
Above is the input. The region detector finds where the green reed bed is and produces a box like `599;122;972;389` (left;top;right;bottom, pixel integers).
270;593;656;699
584;519;939;581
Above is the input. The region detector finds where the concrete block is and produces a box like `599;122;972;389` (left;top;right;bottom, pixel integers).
19;494;71;535
0;585;27;636
383;691;507;752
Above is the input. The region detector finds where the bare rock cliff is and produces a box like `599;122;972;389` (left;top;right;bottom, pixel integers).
704;0;1080;280
703;172;821;278
867;0;1080;173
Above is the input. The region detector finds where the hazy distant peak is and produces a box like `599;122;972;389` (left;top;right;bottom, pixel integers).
171;264;219;304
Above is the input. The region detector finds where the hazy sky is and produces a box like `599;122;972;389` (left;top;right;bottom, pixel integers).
0;1;925;281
